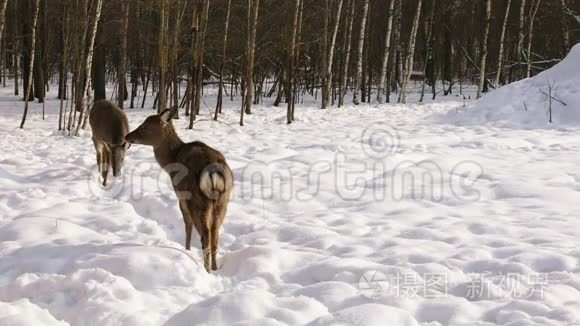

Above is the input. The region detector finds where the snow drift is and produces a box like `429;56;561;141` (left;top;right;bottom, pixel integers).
443;43;580;128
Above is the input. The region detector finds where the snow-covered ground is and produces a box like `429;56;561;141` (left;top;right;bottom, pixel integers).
1;81;580;326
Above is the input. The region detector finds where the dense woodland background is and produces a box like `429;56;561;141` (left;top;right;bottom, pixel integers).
0;0;578;130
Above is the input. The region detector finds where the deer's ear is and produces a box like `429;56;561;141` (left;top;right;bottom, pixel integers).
159;108;178;124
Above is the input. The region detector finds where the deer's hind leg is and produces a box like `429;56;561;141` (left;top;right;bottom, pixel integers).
180;201;212;272
178;199;194;251
92;139;102;173
191;205;213;272
210;203;227;271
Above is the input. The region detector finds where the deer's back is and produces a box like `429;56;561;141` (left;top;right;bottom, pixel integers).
176;141;229;176
89;100;129;145
173;141;233;197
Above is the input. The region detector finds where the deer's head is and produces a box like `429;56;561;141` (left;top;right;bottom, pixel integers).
110;142;130;177
125;109;178;147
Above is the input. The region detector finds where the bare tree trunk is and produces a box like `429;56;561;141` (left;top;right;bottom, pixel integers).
118;1;130;109
0;0;6;89
12;18;20;96
188;1;201;127
291;0;304;120
338;0;354;107
59;0;69;131
361;12;370;103
495;0;512;87
68;0;88;133
240;0;259;126
194;0;209;117
516;0;527;80
320;0;329;109
246;0;260;115
287;0;301;124
420;0;436;102
352;0;369;105
477;0;492;99
76;0;104;135
526;0;543;78
377;0;395;104
93;25;106;101
67;80;75;132
0;0;9;58
559;0;572;54
158;0;167;112
240;0;251;125
187;0;209;128
399;0;422;104
187;1;198;123
19;0;40;129
142;59;152;108
170;0;187;118
215;0;232;119
393;0;403;91
13;0;18;97
323;0;343;109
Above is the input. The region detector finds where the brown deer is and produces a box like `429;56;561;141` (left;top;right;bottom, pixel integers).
125;108;233;272
89;100;130;186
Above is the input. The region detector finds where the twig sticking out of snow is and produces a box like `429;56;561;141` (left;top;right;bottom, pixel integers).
540;80;561;123
189;118;235;130
538;90;568;107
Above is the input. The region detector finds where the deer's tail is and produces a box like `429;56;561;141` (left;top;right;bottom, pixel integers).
200;163;232;201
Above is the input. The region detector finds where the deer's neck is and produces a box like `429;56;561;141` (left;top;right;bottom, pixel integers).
153;127;184;168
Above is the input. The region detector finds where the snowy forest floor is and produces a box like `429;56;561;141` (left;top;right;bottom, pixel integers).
0;84;579;326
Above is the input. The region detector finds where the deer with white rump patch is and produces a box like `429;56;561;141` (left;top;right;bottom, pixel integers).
125;108;233;272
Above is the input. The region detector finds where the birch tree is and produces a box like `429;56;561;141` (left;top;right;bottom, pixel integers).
393;0;403;91
19;0;40;129
287;0;301;124
12;0;18;97
419;0;436;103
352;0;369;105
158;0;168;112
323;0;343;109
526;0;543;78
399;0;422;104
338;0;354;107
516;0;527;79
75;0;104;135
215;0;232;119
495;0;512;87
0;0;9;56
189;0;210;128
118;1;130;109
377;0;395;104
170;0;187;115
58;0;69;130
320;0;329;109
240;0;259;126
